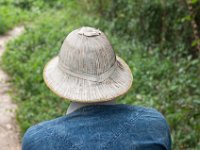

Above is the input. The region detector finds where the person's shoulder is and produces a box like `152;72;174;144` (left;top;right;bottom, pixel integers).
138;106;169;128
124;105;167;121
125;105;171;149
22;116;67;150
123;105;170;135
24;115;67;133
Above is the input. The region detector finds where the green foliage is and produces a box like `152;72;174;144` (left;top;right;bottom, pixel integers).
0;0;67;10
1;6;78;133
0;0;66;35
1;0;200;149
83;0;200;58
0;5;28;34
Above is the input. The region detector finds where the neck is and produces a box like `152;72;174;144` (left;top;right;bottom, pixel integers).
66;99;116;114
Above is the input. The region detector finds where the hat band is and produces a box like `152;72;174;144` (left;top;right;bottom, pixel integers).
58;61;117;82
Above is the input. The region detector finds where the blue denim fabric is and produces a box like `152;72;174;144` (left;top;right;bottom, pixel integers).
22;104;171;150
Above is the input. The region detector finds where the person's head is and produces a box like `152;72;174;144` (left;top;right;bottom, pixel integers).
43;27;133;104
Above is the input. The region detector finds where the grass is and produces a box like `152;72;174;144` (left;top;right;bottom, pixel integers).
1;1;200;149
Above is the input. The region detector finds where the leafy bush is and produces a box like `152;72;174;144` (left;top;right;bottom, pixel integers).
82;0;200;58
0;0;64;34
0;5;28;34
0;0;67;10
1;1;200;149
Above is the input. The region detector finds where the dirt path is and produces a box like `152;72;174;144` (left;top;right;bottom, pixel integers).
0;26;24;150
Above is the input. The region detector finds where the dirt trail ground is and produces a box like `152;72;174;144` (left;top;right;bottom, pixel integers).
0;26;24;150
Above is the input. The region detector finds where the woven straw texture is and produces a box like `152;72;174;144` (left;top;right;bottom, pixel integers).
43;27;133;103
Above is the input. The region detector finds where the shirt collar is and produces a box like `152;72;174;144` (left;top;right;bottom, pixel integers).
66;99;116;115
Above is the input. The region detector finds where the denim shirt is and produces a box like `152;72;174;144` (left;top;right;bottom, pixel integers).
22;104;171;150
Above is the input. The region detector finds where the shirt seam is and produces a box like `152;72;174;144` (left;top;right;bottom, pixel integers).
102;109;145;150
48;127;81;150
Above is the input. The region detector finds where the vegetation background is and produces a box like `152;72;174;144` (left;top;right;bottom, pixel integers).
0;0;199;149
